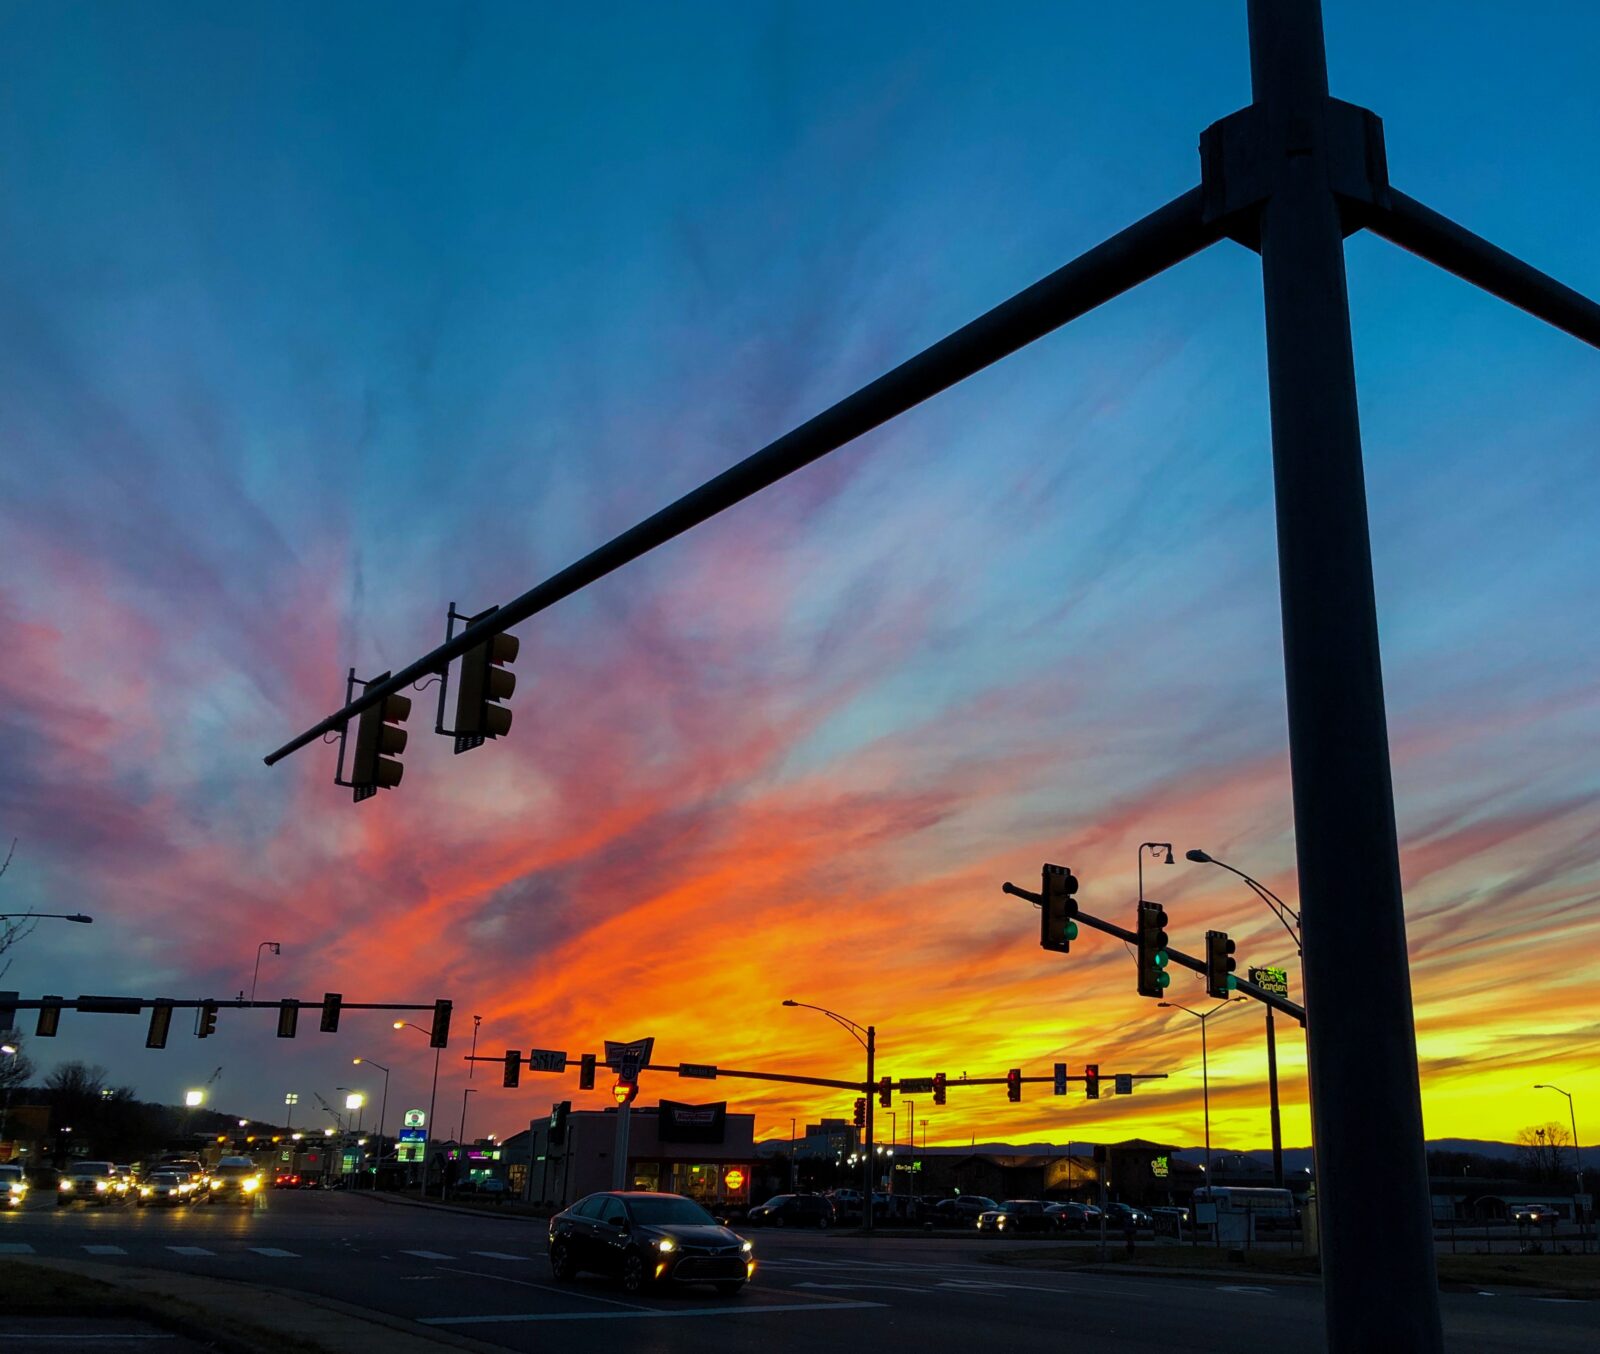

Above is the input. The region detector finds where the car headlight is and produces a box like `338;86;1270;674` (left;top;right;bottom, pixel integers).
141;1187;153;1196
654;1238;676;1253
95;1181;109;1191
242;1178;260;1192
741;1240;754;1253
59;1180;73;1191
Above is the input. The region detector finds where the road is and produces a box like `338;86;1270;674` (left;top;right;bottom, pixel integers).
1;1192;1593;1352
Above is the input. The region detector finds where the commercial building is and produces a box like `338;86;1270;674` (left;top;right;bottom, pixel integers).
510;1101;755;1211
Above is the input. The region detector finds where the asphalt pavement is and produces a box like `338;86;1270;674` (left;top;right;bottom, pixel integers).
1;1191;1593;1353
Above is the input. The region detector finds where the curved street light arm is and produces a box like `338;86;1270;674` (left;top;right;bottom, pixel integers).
782;1000;868;1048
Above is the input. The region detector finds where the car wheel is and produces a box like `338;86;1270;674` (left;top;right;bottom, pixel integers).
771;1215;786;1228
715;1281;745;1296
549;1239;576;1282
817;1216;829;1230
619;1251;648;1294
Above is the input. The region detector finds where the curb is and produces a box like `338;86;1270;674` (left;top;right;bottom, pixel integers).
355;1190;545;1222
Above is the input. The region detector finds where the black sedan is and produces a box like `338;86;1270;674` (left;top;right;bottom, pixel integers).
549;1191;755;1295
746;1194;834;1228
976;1199;1054;1234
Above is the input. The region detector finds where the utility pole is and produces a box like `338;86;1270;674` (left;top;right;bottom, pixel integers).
1267;1006;1284;1189
863;1025;876;1231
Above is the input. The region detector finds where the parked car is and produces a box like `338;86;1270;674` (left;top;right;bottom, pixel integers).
1045;1201;1102;1232
549;1191;755;1295
138;1171;192;1207
976;1199;1054;1234
57;1160;120;1207
1101;1202;1154;1230
1510;1203;1559;1225
746;1194;834;1228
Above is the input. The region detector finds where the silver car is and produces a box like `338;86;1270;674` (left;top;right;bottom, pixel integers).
138;1171;192;1207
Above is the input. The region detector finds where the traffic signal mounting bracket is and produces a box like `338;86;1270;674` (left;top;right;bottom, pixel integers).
432;602;492;749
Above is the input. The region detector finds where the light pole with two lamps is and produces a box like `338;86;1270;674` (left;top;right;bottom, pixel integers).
784;999;876;1230
1533;1083;1587;1250
1160;994;1245;1239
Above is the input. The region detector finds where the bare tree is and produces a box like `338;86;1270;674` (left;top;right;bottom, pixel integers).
0;839;35;982
0;1033;33;1091
1515;1122;1573;1183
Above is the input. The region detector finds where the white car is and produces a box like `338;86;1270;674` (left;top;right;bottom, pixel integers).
0;1164;27;1209
1510;1203;1559;1225
58;1160;119;1207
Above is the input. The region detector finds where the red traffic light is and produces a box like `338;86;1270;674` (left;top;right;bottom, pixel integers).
1006;1068;1022;1103
933;1072;947;1105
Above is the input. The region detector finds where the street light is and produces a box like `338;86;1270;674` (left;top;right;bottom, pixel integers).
352;1058;391;1189
784;998;877;1231
1137;841;1174;903
1533;1084;1586;1244
1187;846;1301;1188
1159;996;1245;1199
395;1020;443;1200
249;941;282;1002
0;913;92;923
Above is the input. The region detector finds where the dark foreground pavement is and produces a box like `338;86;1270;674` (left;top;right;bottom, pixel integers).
2;1191;1594;1353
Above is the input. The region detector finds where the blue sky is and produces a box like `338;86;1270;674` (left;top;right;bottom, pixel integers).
0;1;1595;1149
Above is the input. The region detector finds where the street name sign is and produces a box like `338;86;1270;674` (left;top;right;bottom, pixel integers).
527;1049;567;1073
678;1063;718;1079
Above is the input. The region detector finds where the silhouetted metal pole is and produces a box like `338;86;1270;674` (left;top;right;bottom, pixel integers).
1266;1006;1283;1189
1248;1;1441;1348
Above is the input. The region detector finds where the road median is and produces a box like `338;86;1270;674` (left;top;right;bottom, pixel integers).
5;1258;508;1354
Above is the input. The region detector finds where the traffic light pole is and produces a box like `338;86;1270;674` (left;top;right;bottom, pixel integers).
1267;1005;1283;1189
863;1026;876;1233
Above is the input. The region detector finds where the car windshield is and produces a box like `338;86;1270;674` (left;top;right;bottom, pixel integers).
150;1174;180;1183
626;1196;717;1226
214;1164;256;1179
70;1164;115;1177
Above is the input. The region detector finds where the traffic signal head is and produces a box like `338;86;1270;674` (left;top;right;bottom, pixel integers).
550;1101;571;1145
1206;930;1238;998
579;1053;597;1090
350;677;411;801
276;1001;299;1039
146;1002;173;1049
1136;901;1171;998
1006;1068;1022;1103
429;999;452;1049
198;1002;219;1038
878;1076;892;1109
36;999;61;1038
454;631;519;752
1040;862;1080;953
320;993;342;1034
504;1050;522;1089
933;1073;947;1106
1085;1063;1100;1100
853;1097;866;1129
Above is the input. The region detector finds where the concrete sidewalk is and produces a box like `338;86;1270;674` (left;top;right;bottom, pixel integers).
355;1189;545;1222
11;1258;507;1354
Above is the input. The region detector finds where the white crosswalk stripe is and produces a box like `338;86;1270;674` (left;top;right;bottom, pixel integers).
82;1244;127;1255
0;1243;35;1254
470;1251;529;1262
400;1249;454;1260
165;1245;216;1257
249;1247;300;1258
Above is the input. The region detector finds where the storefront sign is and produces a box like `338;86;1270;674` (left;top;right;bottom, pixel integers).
1249;966;1291;997
657;1100;728;1144
606;1037;655;1082
724;1168;745;1191
403;1109;426;1128
1152;1155;1170;1178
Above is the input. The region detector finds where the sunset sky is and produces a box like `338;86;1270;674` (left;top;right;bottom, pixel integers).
2;2;1596;1158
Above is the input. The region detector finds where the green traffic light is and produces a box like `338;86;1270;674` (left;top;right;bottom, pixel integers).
1157;970;1170;988
1227;974;1238;990
1153;950;1168;968
1066;921;1079;940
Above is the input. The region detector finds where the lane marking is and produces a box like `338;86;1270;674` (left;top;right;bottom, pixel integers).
400;1249;454;1260
792;1281;935;1294
0;1244;35;1254
249;1247;300;1258
470;1251;530;1261
435;1268;655;1312
81;1245;127;1255
421;1300;887;1326
0;1336;176;1343
164;1246;216;1257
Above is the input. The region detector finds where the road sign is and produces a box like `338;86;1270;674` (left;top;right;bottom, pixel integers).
527;1049;567;1073
403;1109;426;1128
678;1063;718;1079
899;1077;933;1094
1115;1074;1133;1095
1249;965;1290;997
605;1037;655;1077
1053;1063;1067;1096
